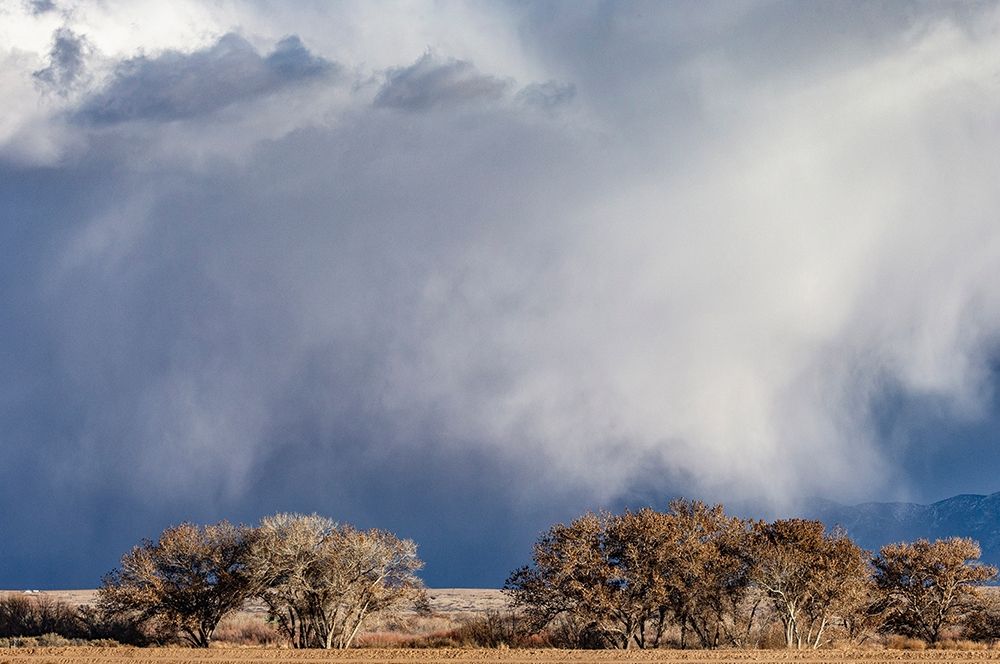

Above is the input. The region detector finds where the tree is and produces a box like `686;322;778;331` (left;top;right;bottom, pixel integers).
505;503;758;649
659;500;757;649
751;519;869;649
505;512;636;648
799;528;874;647
873;537;997;644
249;513;424;649
604;508;674;648
959;588;1000;642
98;521;257;647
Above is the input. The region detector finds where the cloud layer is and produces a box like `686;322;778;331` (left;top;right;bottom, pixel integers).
78;33;333;123
2;0;1000;585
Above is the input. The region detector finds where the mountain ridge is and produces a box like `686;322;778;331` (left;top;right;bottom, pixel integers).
801;491;1000;567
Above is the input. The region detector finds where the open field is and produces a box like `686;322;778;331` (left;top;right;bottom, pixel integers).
0;589;509;617
5;648;1000;664
6;590;1000;661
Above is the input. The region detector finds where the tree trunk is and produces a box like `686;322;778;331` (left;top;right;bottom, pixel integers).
652;607;667;648
811;616;827;649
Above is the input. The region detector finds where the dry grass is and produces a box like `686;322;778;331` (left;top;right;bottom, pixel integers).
8;589;1000;656
211;616;282;647
0;588;509;648
884;636;927;650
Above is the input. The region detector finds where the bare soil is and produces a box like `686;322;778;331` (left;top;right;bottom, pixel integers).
4;648;1000;664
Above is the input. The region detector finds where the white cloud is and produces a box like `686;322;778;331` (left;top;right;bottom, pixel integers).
3;1;1000;512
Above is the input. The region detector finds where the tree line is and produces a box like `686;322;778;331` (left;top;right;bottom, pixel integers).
4;501;1000;650
504;500;998;649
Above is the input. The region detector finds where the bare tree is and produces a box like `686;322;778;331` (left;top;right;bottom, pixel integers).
506;503;758;649
604;508;673;648
751;519;869;649
505;511;651;648
249;513;424;649
98;521;257;647
661;500;758;649
873;537;996;644
510;506;1000;651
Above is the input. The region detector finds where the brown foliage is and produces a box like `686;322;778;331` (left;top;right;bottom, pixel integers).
873;537;997;644
963;589;1000;642
504;510;651;648
504;500;759;649
750;519;871;649
97;520;258;647
655;500;758;648
504;511;618;646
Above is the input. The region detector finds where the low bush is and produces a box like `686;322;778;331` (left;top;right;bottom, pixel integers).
0;633;119;648
449;610;529;648
212;615;281;646
76;604;157;646
0;595;82;639
886;635;927;650
934;638;988;650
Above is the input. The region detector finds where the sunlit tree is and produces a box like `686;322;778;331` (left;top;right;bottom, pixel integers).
873;537;996;644
249;513;424;649
751;519;869;648
98;521;257;647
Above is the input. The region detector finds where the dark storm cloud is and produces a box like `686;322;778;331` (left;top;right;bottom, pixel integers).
0;112;603;586
76;33;334;123
26;0;56;15
4;0;1000;589
373;53;511;111
33;28;89;94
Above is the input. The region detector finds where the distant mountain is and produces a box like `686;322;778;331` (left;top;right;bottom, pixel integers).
801;491;1000;568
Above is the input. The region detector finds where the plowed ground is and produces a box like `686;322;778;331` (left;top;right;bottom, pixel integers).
4;648;1000;664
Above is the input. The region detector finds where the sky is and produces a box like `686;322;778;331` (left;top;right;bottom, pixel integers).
2;0;1000;588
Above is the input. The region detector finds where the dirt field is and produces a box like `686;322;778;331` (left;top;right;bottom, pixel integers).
4;648;1000;664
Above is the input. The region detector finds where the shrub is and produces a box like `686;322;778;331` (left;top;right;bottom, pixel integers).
0;634;120;648
886;635;927;650
76;603;156;646
539;614;614;649
0;594;82;639
35;632;74;647
934;638;987;650
449;610;529;648
212;615;281;646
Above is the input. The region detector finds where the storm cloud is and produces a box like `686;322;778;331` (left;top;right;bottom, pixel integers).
374;53;512;111
78;33;334;123
33;27;89;94
2;1;1000;587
